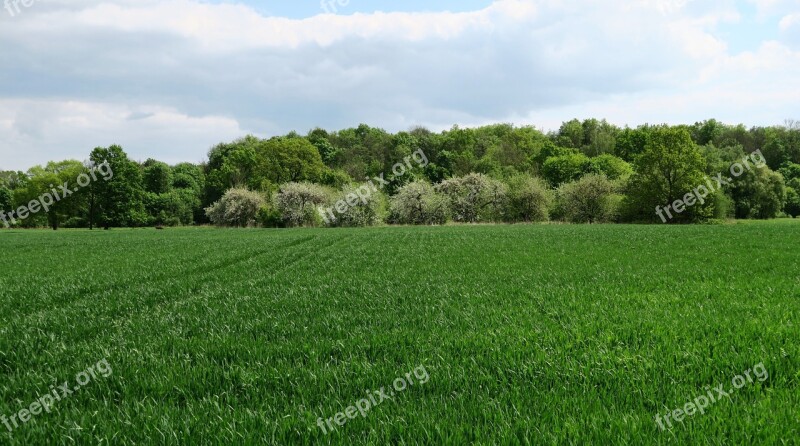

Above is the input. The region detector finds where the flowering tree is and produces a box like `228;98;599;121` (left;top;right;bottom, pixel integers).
205;188;265;227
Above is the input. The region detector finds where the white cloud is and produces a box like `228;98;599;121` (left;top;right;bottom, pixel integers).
0;0;798;170
746;0;800;18
23;0;534;51
0;100;245;170
779;12;800;29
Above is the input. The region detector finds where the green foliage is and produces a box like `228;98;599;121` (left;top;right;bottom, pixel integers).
204;135;260;204
785;187;800;217
172;163;205;192
581;118;618;156
556;119;584;149
554;119;617;156
142;159;172;194
542;153;591;186
614;126;651;161
7;120;798;228
144;189;197;226
503;174;553;222
325;124;395;180
0;186;11;213
759;124;800;169
255;137;327;188
389;181;449;225
690;119;725;146
533;142;576;167
308;127;338;163
170;162;205;223
16;160;87;229
318;169;353;189
778;162;800;183
712;190;734;220
325;185;386;228
730;167;786;219
587;154;633;180
0;171;26;192
90;145;147;229
556;174;621;223
205;188;265;227
625;126;712;223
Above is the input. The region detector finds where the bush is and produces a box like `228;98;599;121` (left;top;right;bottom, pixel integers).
556;174;621;223
273;182;329;227
325;185;386;227
783;187;800;218
504;174;553;222
389;181;450;225
436;173;507;223
730;167;786;219
258;206;284;228
205;188;266;227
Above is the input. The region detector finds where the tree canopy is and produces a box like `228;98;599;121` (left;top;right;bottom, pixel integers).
2;119;798;229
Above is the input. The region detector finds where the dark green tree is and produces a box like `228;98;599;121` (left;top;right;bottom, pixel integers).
89;145;146;229
143;159;172;194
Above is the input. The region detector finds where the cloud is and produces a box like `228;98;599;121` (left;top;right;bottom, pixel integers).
0;0;797;170
0;100;244;170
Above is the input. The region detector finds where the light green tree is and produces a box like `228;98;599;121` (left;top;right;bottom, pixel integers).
625;126;712;223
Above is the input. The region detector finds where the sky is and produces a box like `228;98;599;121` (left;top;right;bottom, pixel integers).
0;0;798;170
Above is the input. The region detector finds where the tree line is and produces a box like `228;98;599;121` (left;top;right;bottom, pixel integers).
1;119;799;229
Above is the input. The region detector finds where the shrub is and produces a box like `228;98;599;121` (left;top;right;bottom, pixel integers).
436;173;507;223
273;182;329;227
785;187;800;218
556;174;621;223
258;206;284;228
205;188;266;227
730;167;786;219
325;185;386;227
504;174;553;222
389;181;450;225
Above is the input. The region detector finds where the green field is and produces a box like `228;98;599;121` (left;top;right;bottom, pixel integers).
1;222;799;445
